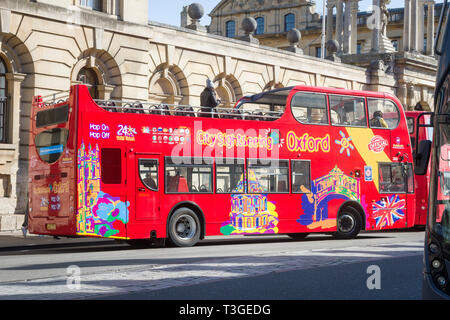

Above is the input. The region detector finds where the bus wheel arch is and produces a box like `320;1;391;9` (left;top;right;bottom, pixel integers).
334;201;365;239
167;202;205;246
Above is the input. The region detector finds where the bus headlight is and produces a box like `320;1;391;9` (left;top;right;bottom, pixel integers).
437;276;447;287
429;243;440;255
432;259;442;269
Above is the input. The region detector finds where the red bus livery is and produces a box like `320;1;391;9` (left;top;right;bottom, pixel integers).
28;84;416;246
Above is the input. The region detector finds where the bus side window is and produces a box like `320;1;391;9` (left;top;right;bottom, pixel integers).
247;159;289;193
101;148;122;184
407;117;415;134
379;163;406;193
139;159;158;191
165;158;213;193
368;99;400;129
291;160;311;193
216;160;245;193
291;92;328;125
329;95;367;127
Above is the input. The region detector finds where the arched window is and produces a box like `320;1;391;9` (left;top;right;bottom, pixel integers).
0;57;7;143
77;67;99;99
255;17;264;35
284;13;295;32
226;20;236;38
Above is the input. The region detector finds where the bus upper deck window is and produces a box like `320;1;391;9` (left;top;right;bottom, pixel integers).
291;92;328;125
368;99;400;129
329;95;367;127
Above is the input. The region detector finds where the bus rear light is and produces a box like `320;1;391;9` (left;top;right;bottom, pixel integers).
421;206;426;210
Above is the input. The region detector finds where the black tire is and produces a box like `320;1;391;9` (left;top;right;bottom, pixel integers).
168;208;201;247
288;233;309;240
334;206;362;239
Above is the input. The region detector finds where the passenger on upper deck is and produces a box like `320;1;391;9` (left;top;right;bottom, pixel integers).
200;79;221;118
370;110;388;128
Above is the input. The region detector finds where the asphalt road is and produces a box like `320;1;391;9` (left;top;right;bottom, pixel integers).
0;230;425;301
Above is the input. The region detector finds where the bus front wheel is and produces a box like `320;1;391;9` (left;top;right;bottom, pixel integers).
334;207;362;239
168;208;201;247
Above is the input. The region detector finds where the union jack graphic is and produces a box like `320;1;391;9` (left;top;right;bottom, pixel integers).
372;195;406;229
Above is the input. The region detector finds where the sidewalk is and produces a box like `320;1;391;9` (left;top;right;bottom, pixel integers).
0;230;115;251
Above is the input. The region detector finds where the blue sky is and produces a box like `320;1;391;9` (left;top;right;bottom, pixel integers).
148;0;419;27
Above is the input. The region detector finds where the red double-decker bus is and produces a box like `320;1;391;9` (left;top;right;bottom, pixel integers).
28;84;416;247
406;111;434;227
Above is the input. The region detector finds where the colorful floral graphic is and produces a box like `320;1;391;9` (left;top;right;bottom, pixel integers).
335;130;354;157
372;195;406;229
77;142;129;238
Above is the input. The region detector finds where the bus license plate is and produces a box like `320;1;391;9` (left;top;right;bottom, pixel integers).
46;224;56;231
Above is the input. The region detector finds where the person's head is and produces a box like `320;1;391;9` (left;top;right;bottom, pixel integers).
206;79;214;89
373;110;383;118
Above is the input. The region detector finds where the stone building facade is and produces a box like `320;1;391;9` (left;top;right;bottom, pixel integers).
207;0;439;57
0;0;438;231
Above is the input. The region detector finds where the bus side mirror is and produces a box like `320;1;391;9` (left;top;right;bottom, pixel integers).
415;140;431;175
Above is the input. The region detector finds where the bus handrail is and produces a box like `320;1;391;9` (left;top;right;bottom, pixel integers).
38;90;71;106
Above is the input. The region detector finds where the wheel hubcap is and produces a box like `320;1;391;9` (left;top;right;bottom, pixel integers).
338;214;355;233
175;214;196;240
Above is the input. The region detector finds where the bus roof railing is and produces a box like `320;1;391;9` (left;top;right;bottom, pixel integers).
92;99;285;121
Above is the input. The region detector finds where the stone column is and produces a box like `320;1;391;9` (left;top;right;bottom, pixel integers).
2;72;25;222
418;0;425;53
426;0;435;55
397;81;408;107
343;0;351;53
97;84;115;100
326;2;334;42
407;82;415;109
411;0;419;51
350;0;358;54
336;0;344;51
6;73;26;150
370;0;380;53
403;0;411;51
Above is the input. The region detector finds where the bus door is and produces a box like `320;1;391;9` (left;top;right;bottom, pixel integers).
135;154;161;221
375;162;413;229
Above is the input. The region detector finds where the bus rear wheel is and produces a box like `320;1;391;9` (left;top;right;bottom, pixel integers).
168;208;201;247
334;207;362;239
